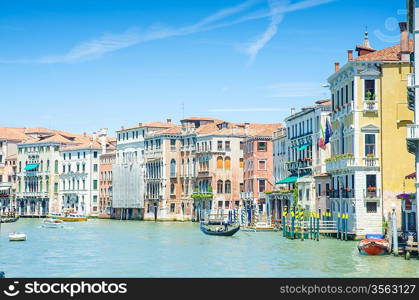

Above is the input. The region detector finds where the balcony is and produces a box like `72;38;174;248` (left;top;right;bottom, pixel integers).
286;160;313;172
407;73;415;88
329;189;354;199
363;100;378;113
407;124;419;154
326;155;379;173
197;170;210;177
364;189;380;200
240;192;254;200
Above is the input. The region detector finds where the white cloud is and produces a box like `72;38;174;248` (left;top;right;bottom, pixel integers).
3;0;335;64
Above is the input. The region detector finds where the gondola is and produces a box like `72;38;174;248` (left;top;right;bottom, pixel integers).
200;222;240;236
0;217;19;223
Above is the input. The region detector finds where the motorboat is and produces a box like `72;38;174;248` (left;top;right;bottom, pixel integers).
51;211;87;222
9;232;27;242
358;234;389;255
42;218;64;228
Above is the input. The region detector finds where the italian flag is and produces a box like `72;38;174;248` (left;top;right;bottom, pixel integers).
318;122;326;150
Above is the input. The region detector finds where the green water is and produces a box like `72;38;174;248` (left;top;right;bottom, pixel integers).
0;219;418;277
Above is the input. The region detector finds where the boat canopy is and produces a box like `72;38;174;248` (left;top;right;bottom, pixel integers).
24;163;39;171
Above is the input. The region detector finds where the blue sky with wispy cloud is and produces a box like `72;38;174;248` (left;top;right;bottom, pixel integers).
0;0;406;134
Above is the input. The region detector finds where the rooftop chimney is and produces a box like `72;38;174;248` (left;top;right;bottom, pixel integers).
334;62;340;72
347;50;353;61
291;108;296;115
399;22;410;62
244;122;250;136
166;118;172;124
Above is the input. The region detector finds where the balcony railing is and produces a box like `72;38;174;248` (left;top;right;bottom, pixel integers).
287;160;313;171
326;156;379;173
407;73;415;88
240;192;254;199
407;124;419;140
363;100;378;112
364;189;380;199
329;189;354;199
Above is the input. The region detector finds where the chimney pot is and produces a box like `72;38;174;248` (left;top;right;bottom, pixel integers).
399;22;409;61
335;62;340;72
347;50;353;61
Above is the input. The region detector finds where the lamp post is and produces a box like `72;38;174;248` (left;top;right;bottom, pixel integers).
391;202;398;256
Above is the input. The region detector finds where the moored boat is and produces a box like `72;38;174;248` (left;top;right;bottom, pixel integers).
9;232;27;242
358;234;389;255
42;218;64;228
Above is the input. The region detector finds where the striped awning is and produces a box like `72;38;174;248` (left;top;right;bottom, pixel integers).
405;172;416;179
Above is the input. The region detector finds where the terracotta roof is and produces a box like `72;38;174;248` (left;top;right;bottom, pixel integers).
195;123;220;135
147;125;182;137
0;127;29;141
60;140;102;151
24;127;55;135
247;123;283;137
181;117;224;122
354;40;413;61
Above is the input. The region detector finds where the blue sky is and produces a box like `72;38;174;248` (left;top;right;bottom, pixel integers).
0;0;408;136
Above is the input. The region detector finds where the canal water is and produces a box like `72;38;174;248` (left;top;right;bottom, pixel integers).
0;219;418;277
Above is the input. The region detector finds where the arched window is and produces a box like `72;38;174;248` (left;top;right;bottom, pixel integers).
54;160;58;174
170;183;175;195
225;180;231;194
217;180;223;194
217;156;223;169
170;159;176;177
224;157;231;169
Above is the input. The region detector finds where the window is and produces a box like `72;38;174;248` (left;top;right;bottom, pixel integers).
54;183;58;193
240;141;244;150
93;151;98;158
93;195;97;203
93;164;98;172
170;203;175;213
54;160;58;174
365;134;375;156
225;180;231;194
93;180;98;190
217;141;223;150
217;180;223;194
170;159;176;177
364;79;375;100
257;142;267;152
366;202;377;213
224;157;231;169
258;160;266;170
239;158;244;168
216;156;223;169
259;179;266;193
170;184;175;195
225;141;231;151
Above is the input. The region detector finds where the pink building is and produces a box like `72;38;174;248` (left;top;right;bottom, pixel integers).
99;150;115;218
241;123;281;222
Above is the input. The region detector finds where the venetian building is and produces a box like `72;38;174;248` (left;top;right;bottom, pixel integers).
99;150;116;218
326;27;414;238
59;128;115;217
112;121;175;220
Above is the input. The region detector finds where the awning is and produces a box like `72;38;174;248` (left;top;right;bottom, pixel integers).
405;172;416;179
298;144;309;151
276;176;298;184
24;163;39;171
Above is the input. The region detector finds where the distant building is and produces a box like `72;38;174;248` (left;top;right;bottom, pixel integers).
99;150;115;218
112;121;175;220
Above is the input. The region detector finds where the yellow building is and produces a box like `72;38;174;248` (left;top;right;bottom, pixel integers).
326;25;415;238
